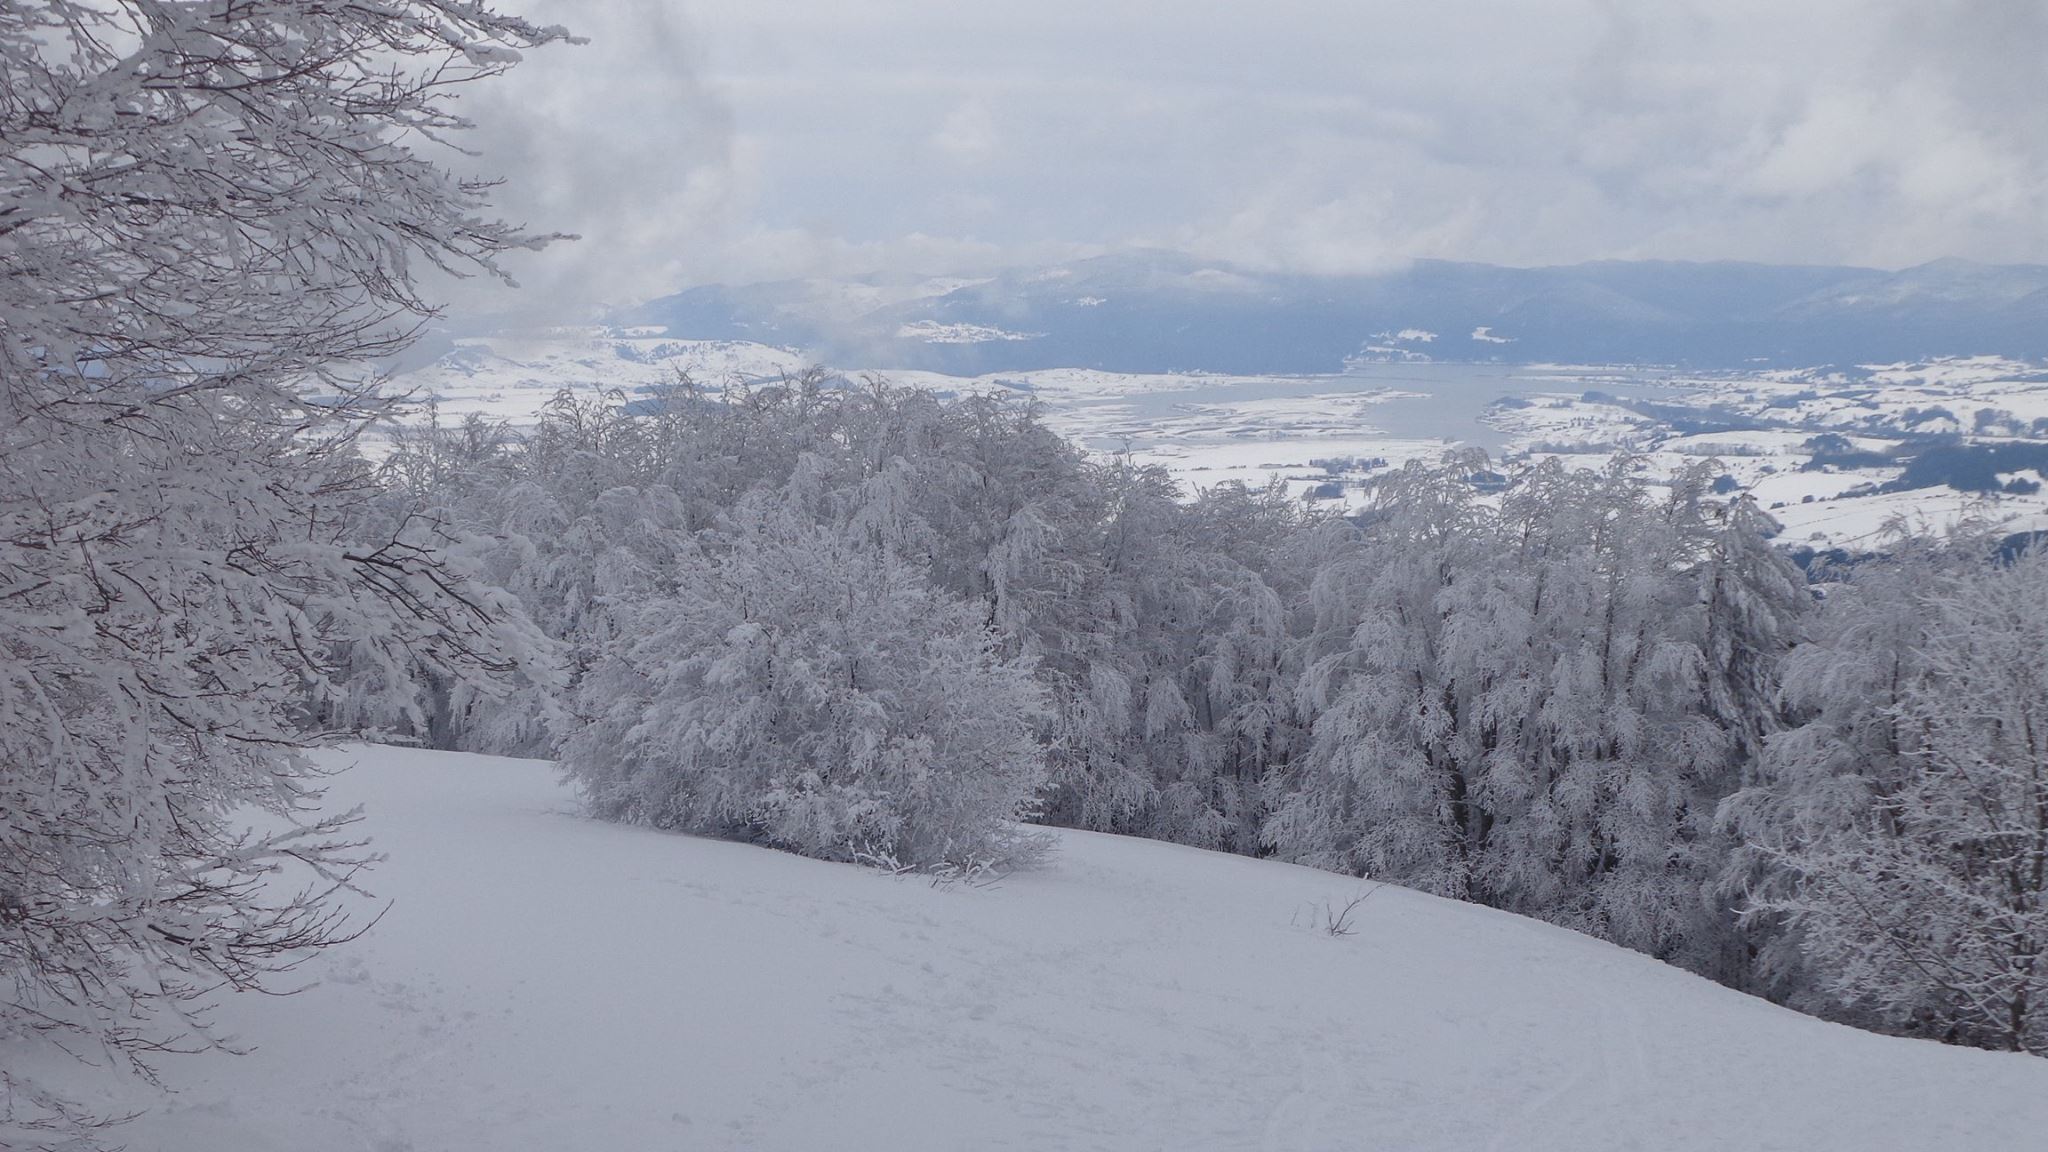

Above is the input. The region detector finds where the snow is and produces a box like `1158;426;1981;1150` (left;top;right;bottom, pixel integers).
895;320;1042;344
1056;391;1419;444
29;745;2048;1151
1486;392;1651;450
1769;487;2048;551
392;332;808;428
1125;435;1447;497
382;336;2048;551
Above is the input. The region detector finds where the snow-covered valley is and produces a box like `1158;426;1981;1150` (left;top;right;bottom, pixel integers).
385;332;2048;552
18;745;2048;1151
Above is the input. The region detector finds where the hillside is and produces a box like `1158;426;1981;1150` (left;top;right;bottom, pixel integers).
20;746;2047;1151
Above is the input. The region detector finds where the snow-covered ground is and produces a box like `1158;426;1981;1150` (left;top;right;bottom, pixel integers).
386;333;810;427
23;746;2048;1151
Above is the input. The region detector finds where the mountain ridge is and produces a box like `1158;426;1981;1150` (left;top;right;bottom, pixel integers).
626;252;2048;374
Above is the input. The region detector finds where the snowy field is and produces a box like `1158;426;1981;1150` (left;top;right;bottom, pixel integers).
383;334;2048;550
1488;357;2048;549
25;745;2048;1151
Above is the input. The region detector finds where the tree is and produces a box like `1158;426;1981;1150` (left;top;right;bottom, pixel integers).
1268;457;1499;896
1727;544;2048;1052
565;493;1049;870
1267;456;1806;972
1;2;568;1139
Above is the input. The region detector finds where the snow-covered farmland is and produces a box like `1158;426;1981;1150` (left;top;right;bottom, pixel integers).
384;335;2048;550
389;333;810;426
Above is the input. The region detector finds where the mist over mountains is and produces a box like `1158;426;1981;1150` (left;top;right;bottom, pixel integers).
628;251;2048;374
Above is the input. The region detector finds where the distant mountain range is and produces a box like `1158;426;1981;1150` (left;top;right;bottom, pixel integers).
624;251;2048;374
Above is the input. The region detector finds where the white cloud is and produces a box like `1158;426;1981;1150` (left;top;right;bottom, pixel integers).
440;0;2048;320
439;0;735;320
932;100;998;164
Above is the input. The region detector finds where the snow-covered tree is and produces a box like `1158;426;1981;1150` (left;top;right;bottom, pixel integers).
1;1;567;1138
565;492;1049;870
1268;456;1806;971
1268;456;1500;896
1727;543;2048;1052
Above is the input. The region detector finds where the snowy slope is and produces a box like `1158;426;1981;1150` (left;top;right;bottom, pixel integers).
38;746;2048;1151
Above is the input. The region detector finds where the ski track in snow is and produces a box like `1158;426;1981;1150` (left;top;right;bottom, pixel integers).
19;745;2048;1151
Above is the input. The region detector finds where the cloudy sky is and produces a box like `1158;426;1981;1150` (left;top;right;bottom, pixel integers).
457;0;2047;311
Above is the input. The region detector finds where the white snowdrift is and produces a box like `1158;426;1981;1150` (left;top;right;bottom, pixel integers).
28;746;2048;1150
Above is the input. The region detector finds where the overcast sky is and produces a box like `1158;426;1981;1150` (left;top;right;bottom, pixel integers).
455;0;2048;312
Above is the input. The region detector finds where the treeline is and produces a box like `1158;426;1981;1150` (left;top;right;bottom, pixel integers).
365;374;2048;1056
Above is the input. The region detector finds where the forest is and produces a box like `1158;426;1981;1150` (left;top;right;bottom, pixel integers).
352;376;2048;1057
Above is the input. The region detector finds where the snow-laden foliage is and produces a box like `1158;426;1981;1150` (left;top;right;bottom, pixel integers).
1727;543;2048;1052
380;379;1317;855
567;491;1048;869
2;1;573;396
1267;457;1807;973
1;1;565;1140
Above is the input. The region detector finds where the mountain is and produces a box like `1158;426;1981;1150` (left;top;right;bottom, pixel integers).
24;745;2048;1150
628;252;2048;373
